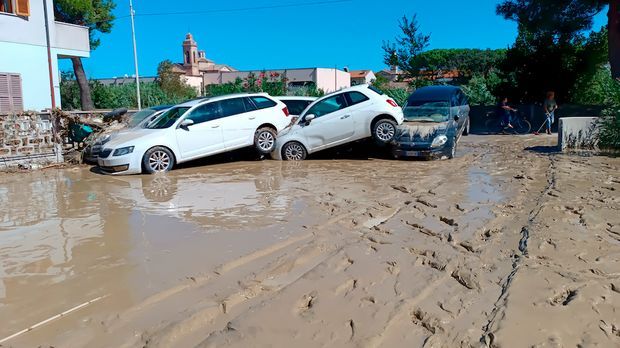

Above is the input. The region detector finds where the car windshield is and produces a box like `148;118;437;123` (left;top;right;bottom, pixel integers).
146;107;190;129
128;108;156;128
403;100;450;122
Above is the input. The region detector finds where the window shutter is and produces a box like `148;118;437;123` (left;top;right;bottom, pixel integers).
16;0;30;16
9;74;23;112
0;74;10;113
0;73;24;113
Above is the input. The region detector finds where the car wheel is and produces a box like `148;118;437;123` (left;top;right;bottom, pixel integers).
282;141;307;161
372;118;397;143
143;146;174;174
463;119;470;136
254;127;277;154
447;138;457;159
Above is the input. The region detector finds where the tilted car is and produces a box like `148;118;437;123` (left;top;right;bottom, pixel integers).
84;105;171;162
271;85;404;161
97;93;291;174
275;96;317;117
392;86;470;159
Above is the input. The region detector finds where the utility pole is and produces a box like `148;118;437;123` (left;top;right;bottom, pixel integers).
129;0;141;110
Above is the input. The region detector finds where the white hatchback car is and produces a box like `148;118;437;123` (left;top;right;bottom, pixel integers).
272;85;404;160
97;93;291;175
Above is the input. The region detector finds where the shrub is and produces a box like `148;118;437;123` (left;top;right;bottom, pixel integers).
598;100;620;149
571;66;620;106
461;72;501;106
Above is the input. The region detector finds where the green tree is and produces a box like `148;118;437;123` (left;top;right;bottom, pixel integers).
461;72;502;106
496;0;610;102
410;49;506;83
54;0;115;110
156;60;197;101
382;15;430;80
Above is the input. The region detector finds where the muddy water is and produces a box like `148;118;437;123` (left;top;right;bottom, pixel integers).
3;135;615;347
0;162;320;343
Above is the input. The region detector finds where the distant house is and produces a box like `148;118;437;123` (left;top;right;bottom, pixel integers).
172;33;237;94
350;70;376;86
376;66;405;83
0;0;90;112
204;68;351;94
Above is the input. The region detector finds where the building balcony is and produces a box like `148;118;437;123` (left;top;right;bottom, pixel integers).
53;21;90;58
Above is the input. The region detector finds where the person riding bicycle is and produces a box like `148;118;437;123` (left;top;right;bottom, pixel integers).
498;97;517;129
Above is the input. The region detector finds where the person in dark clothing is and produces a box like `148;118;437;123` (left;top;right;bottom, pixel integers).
498;97;517;128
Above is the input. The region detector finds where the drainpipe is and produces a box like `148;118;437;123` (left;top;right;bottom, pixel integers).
42;0;56;109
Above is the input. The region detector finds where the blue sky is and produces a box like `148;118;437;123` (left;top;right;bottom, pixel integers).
60;0;609;78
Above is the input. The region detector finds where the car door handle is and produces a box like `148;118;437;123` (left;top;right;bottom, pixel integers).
340;115;351;119
248;116;256;120
211;125;220;128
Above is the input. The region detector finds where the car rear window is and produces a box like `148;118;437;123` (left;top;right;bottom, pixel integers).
250;96;277;109
281;100;312;115
367;86;384;95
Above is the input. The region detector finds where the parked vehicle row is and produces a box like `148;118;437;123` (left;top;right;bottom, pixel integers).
95;85;470;175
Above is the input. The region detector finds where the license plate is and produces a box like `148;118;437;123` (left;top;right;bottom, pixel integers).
404;151;423;156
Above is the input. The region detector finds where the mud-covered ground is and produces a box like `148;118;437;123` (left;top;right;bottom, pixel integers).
0;135;618;348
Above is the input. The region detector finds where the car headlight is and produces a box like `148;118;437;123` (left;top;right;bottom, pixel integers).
113;146;134;156
431;135;448;148
100;134;112;145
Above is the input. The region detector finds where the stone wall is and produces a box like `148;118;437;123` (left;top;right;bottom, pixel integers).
0;112;62;168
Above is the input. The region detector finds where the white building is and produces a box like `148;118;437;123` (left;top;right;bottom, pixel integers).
204;68;351;94
0;0;90;112
350;70;376;86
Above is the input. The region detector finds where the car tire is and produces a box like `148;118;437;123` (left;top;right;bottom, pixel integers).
372;118;397;144
463;118;470;136
254;127;277;154
143;146;174;174
447;138;457;159
282;141;307;161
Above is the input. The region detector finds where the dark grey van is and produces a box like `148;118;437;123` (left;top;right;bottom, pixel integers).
392;86;470;159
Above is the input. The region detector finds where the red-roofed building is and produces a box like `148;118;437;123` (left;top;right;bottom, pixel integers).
349;70;376;85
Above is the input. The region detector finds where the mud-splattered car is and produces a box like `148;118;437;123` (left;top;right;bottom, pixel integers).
392;86;470;159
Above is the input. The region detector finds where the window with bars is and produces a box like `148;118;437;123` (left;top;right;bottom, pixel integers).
0;73;24;113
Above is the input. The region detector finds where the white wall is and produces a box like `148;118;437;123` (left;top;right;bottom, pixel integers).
0;1;89;111
0;41;60;111
316;68;350;93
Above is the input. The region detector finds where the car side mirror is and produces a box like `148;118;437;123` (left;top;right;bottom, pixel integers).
180;119;194;130
304;114;316;124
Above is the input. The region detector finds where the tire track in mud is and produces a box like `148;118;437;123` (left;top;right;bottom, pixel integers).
480;156;557;347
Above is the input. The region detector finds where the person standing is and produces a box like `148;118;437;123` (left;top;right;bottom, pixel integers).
543;91;558;135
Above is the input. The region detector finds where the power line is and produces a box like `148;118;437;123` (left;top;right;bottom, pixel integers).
116;0;352;19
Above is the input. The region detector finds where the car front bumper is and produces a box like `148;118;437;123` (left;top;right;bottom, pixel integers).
97;154;142;175
392;142;447;158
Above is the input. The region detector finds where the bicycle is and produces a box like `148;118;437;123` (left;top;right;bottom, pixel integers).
484;110;532;135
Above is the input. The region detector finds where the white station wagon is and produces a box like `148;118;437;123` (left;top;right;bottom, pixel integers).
272;85;404;161
98;93;291;175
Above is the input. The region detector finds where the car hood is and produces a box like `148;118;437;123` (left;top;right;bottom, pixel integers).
103;128;163;148
395;121;448;142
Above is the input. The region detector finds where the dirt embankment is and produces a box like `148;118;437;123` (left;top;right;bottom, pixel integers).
3;135;619;347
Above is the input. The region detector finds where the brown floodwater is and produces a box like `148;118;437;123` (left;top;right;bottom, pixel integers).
0;161;325;343
0;136;519;347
